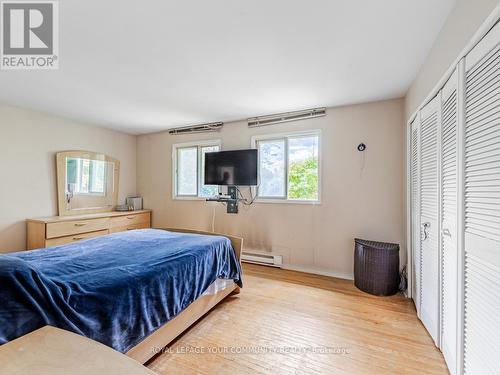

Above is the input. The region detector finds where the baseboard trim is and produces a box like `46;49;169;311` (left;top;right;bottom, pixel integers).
281;264;354;281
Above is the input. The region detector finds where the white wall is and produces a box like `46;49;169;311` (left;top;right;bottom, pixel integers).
405;0;499;119
0;105;137;253
137;99;405;279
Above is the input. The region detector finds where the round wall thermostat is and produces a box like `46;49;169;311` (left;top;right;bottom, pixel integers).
357;143;366;152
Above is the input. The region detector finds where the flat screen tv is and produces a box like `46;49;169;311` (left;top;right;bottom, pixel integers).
204;149;258;186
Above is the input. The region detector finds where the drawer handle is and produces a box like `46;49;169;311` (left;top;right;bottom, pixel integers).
73;237;84;240
126;216;135;220
126;228;135;231
74;223;87;227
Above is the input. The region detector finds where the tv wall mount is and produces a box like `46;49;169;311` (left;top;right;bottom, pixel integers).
206;186;239;214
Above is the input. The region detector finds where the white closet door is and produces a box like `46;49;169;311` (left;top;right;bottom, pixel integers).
463;23;500;375
419;96;441;345
411;119;421;315
440;70;458;375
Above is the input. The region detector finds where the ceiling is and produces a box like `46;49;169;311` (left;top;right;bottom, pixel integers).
0;0;456;134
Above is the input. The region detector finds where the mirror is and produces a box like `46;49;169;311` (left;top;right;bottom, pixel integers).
56;151;120;216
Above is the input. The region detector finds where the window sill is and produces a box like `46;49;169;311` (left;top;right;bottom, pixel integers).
173;196;208;201
172;196;321;205
254;198;321;205
74;192;106;197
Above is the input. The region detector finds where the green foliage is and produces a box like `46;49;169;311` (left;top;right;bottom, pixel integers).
288;157;318;200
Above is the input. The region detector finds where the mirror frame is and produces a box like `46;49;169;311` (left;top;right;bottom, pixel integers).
56;150;120;216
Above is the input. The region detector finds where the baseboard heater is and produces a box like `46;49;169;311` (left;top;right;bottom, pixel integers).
241;250;283;267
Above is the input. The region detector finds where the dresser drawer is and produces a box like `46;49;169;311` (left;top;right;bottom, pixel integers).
110;213;150;228
46;218;110;239
109;223;150;234
45;230;109;247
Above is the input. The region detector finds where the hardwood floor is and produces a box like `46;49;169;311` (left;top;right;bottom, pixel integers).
147;264;448;375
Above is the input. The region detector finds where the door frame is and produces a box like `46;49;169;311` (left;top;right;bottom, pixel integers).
406;118;413;300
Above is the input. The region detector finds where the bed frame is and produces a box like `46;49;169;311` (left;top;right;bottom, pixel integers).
125;228;243;364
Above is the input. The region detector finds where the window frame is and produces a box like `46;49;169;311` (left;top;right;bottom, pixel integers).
172;139;222;200
251;129;322;205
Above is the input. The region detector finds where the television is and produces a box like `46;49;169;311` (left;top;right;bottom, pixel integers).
204;149;258;186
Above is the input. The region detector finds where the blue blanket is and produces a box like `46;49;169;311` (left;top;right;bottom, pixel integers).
0;229;241;352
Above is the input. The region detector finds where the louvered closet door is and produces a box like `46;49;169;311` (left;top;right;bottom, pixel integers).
411;119;422;316
440;70;458;375
419;96;440;345
463;23;500;375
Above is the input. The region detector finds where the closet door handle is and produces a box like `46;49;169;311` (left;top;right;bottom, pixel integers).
442;228;451;237
422;222;431;241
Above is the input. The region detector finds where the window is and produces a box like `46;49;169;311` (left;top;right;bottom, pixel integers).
253;131;320;202
173;141;220;198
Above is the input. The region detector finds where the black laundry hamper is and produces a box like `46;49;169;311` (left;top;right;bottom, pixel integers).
354;238;400;296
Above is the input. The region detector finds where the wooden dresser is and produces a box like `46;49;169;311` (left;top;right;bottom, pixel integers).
26;210;152;250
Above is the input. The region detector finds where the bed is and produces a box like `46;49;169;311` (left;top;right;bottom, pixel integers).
0;228;242;363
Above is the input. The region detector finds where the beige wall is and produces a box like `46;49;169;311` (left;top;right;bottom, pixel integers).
137;99;405;279
405;0;499;120
0;105;137;253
